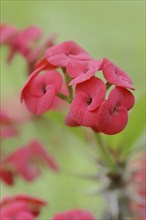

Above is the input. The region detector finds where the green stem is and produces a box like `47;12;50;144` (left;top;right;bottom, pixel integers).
57;93;72;103
94;132;118;172
106;82;112;90
62;68;74;101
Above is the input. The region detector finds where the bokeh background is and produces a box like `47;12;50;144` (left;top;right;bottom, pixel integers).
1;0;145;219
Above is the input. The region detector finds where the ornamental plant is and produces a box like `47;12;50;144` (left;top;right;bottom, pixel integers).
0;24;145;220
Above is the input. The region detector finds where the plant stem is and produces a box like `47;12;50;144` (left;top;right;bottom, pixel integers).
94;132;118;172
57;93;72;103
62;67;74;101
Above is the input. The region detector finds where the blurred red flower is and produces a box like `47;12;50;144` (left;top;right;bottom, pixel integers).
0;140;59;185
52;209;95;220
0;194;46;219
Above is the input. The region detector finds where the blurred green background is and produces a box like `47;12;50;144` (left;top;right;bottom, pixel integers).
1;0;145;219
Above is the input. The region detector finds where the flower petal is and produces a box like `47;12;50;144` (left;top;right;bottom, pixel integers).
76;77;106;111
70;92;99;127
65;111;80;127
23;85;56;115
98;101;128;135
108;86;135;112
101;58;135;90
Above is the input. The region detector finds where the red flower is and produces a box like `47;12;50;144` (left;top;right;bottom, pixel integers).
26;33;57;74
45;41;92;67
35;57;56;73
52;209;95;220
67;77;106;127
67;59;103;86
100;58;135;90
94;86;135;134
0;24;42;63
0;140;59;185
0;194;46;220
21;70;63;115
0;24;18;44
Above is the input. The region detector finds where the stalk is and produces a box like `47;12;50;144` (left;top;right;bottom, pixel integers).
94;132;118;172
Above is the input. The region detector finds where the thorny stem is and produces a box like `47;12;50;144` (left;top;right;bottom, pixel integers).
94;132;118;172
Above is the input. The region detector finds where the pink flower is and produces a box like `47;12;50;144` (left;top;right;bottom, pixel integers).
52;209;95;220
0;24;57;74
0;24;18;44
35;57;56;72
67;59;103;86
46;41;92;67
0;110;19;139
21;70;63;115
1;25;42;63
0;194;46;220
94;86;135;135
0;140;59;184
26;33;57;74
67;77;106;127
100;58;135;90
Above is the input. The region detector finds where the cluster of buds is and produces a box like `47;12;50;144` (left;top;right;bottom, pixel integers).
21;41;135;135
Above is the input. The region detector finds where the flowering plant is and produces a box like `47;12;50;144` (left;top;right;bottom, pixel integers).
0;24;145;220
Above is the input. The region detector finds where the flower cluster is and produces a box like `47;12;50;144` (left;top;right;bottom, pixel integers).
0;24;56;74
21;41;135;135
0;140;59;185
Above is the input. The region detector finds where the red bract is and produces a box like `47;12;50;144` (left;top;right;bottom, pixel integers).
0;110;19;139
0;194;46;220
46;41;92;67
67;59;103;86
100;58;135;90
95;87;135;135
0;140;59;185
52;209;95;220
35;57;56;72
21;70;63;115
68;77;106;127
